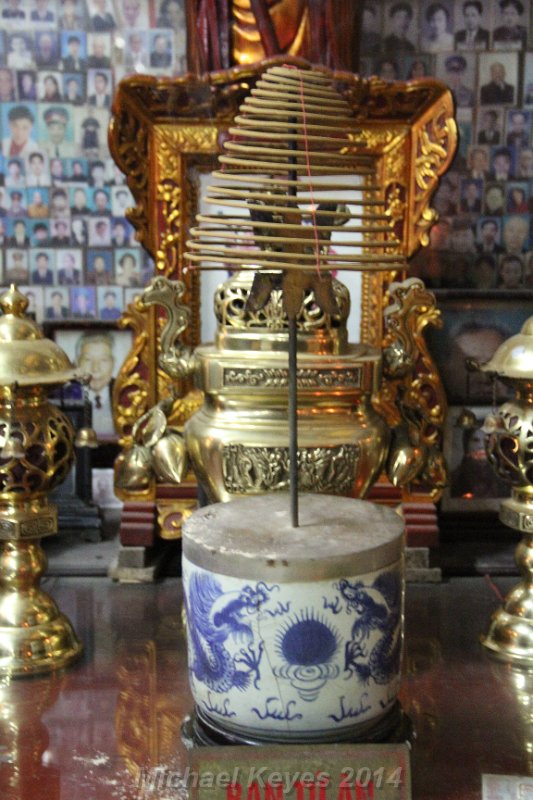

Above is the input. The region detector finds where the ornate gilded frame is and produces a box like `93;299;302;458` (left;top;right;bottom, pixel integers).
109;56;456;502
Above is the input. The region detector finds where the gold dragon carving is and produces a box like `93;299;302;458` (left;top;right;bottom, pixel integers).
112;124;216;500
375;277;447;500
413;106;457;249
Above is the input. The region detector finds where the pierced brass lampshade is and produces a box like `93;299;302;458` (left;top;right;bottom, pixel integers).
480;316;533;665
0;285;83;677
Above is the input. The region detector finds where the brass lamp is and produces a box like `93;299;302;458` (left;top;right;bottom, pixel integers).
480;316;533;665
0;285;83;677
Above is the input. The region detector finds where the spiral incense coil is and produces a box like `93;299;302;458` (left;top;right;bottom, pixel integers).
186;64;406;274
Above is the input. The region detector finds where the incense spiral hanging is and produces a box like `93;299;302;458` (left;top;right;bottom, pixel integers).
186;64;405;319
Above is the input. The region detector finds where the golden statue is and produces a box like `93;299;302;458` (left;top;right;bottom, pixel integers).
188;0;359;71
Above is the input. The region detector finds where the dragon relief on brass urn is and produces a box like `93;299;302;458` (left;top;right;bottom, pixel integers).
115;270;445;505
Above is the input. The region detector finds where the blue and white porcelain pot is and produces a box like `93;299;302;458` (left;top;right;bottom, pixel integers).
182;493;405;743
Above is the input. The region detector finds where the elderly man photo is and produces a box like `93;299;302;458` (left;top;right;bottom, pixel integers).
480;61;515;105
75;331;117;435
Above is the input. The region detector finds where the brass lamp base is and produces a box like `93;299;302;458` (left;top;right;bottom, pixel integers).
0;536;83;678
481;495;533;666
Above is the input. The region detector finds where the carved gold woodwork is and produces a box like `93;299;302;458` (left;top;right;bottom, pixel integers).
109;58;456;505
376;277;448;500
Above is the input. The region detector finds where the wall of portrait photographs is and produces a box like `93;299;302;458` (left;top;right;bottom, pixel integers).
360;0;533;510
0;0;187;324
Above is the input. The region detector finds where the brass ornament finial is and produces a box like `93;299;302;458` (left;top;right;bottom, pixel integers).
0;284;30;318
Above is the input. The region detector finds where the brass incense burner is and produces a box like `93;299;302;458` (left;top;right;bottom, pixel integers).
151;271;389;503
0;285;82;677
480;317;533;664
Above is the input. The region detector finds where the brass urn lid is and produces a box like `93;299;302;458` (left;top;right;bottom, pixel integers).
213;270;351;355
481;315;533;380
0;285;78;386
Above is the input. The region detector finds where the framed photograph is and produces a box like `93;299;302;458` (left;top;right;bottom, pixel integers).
382;0;418;57
44;285;69;320
6;34;35;70
441;405;512;512
114;247;141;287
73;107;108;158
53;326;133;438
50;216;72;245
476;106;503;147
403;53;433;80
19;284;44;321
110;185;133;216
517;146;533;179
29;247;55;285
87;0;117;32
111;216;136;247
479;52;519;107
426;295;533;404
1;101;38;159
30;219;51;246
65;157;88;181
420;0;454;52
30;0;58;26
38;102;77;158
91;467;122;508
117;0;149;29
360;3;383;59
57;247;83;284
452;0;490;50
492;0;528;50
25;150;51;187
467;144;490;179
501;213;530;253
5;247;29;283
435;52;475;109
88;215;111;246
59;30;87;69
0;68;16;102
63;72;86;106
37;71;63;103
87;67;112;108
87;248;113;284
70;285;96;318
97;285;123;320
87;32;112;69
49;188;70;219
147;28;173;72
70;184;91;214
34;30;59;68
524;52;533;106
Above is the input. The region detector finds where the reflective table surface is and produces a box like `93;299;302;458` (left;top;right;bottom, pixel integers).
0;576;530;800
